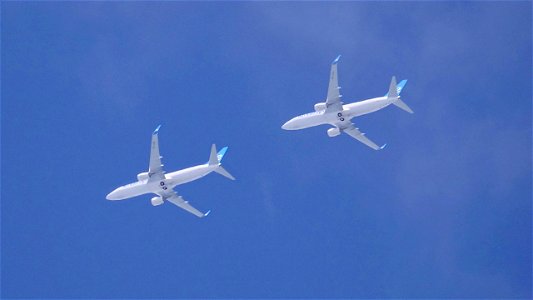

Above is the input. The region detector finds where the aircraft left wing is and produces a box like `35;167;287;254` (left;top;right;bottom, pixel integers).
148;125;165;180
166;193;210;218
325;55;343;113
342;124;386;151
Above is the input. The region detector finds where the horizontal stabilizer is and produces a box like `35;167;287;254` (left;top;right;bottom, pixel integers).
386;77;413;114
215;166;235;180
393;98;414;114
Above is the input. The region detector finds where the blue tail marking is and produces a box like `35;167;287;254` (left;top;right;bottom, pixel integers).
385;79;408;97
153;124;162;135
396;79;407;95
217;147;228;162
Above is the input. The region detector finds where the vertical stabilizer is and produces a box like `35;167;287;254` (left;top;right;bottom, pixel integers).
208;144;218;165
387;76;398;99
387;76;414;114
384;78;408;97
216;147;228;162
207;144;236;180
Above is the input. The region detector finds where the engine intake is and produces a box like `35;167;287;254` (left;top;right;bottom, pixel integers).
151;196;164;206
327;127;341;137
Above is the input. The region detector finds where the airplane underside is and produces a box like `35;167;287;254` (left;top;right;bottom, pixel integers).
107;126;235;218
281;56;412;150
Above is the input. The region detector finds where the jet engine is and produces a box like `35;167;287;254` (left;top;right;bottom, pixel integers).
327;127;341;137
314;102;326;112
137;172;149;181
151;196;164;206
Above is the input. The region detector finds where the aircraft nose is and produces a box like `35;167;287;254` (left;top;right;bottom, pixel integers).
282;120;293;130
106;189;120;200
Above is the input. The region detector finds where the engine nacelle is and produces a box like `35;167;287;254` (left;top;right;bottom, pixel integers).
151;196;164;206
314;102;327;112
327;127;341;137
137;172;149;181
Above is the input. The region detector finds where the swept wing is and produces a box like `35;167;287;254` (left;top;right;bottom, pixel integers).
340;123;386;150
148;125;165;180
325;55;343;113
166;191;210;218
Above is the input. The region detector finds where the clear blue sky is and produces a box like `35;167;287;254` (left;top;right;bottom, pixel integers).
2;2;531;298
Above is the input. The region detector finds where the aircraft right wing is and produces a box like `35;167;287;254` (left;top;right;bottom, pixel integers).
166;193;210;218
342;124;385;151
148;125;165;180
325;55;343;113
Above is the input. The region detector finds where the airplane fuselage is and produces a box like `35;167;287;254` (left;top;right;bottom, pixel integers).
282;96;394;130
106;164;218;200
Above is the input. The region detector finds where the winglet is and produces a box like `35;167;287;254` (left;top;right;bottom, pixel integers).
204;210;211;217
380;143;387;150
332;55;341;65
153;124;162;135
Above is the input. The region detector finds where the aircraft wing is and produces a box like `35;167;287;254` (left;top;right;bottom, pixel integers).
342;124;385;151
325;55;343;113
166;192;210;218
148;125;165;180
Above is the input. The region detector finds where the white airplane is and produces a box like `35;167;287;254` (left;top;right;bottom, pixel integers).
282;55;413;150
106;125;235;218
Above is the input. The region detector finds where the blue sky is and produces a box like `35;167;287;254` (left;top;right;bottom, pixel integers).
2;2;531;298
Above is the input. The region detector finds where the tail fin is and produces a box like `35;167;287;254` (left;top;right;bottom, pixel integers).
208;144;235;180
384;77;408;97
208;144;219;165
386;76;399;99
386;76;413;114
216;146;228;163
396;79;408;96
